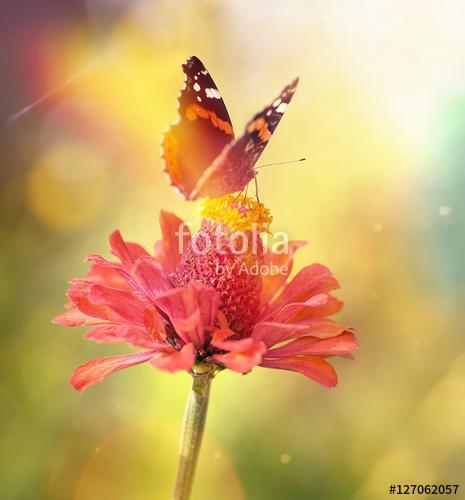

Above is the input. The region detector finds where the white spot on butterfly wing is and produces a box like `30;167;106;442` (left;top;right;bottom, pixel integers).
197;96;202;102
193;82;201;92
206;88;221;99
276;102;287;113
266;109;272;116
245;140;254;152
273;98;281;107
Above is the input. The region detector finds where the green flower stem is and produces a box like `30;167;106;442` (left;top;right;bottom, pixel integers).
173;366;213;500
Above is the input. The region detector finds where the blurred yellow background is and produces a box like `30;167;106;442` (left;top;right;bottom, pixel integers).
1;1;465;499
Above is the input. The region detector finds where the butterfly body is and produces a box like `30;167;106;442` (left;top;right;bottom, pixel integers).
161;56;298;200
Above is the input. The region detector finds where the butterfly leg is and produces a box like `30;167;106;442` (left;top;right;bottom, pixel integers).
254;175;260;204
233;185;247;202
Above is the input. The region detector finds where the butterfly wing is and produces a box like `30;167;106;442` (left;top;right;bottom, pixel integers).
161;56;235;199
190;77;299;200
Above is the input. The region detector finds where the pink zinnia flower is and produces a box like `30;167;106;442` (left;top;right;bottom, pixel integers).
53;196;358;392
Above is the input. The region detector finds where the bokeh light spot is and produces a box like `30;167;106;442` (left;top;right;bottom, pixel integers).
27;142;111;230
439;205;452;217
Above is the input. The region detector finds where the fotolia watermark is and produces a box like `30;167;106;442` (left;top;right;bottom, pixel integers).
175;222;290;256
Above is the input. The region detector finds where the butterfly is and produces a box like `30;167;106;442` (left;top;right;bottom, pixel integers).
161;56;299;200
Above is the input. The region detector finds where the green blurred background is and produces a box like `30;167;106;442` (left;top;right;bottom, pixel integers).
1;1;465;499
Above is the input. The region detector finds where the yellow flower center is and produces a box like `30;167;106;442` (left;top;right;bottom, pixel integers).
201;194;273;233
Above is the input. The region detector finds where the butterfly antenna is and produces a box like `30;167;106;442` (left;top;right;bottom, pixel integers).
255;157;306;169
254;176;260;204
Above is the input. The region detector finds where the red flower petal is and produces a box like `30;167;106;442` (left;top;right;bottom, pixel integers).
260;240;307;305
267;264;339;318
67;281;120;322
212;340;267;373
154;211;191;273
132;257;172;298
85;261;131;290
150;343;195;373
275;297;344;324
154;284;219;349
292;295;343;320
253;319;351;347
260;356;338;388
252;321;309;346
84;324;158;349
210;329;255;352
143;305;167;342
88;284;146;325
70;350;157;392
85;255;143;293
126;241;151;260
52;308;105;326
272;293;331;323
267;332;359;358
109;230;150;267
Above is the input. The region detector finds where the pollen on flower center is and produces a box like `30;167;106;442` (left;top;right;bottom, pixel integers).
201;194;273;233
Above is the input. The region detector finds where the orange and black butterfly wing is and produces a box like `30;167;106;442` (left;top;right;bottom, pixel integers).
161;56;235;199
191;77;299;200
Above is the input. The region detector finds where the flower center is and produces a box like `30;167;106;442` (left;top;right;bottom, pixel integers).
175;219;264;338
201;194;272;233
